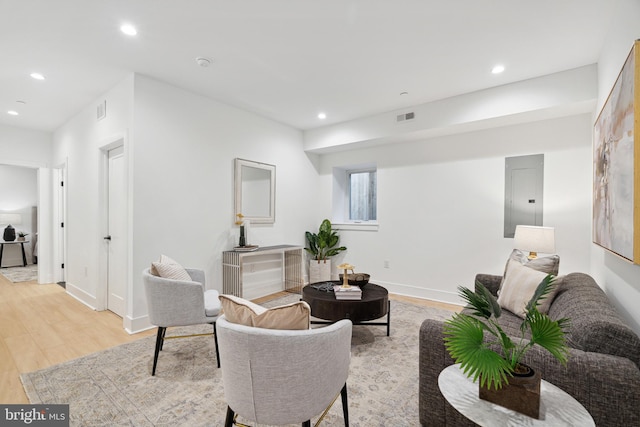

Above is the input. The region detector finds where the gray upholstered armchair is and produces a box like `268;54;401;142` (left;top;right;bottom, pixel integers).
142;268;221;375
216;315;352;427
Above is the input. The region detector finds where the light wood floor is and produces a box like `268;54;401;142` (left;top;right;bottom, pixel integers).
1;275;459;404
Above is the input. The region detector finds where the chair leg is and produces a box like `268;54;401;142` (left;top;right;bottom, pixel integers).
152;327;166;376
224;406;235;427
341;383;349;427
159;327;167;351
213;322;220;368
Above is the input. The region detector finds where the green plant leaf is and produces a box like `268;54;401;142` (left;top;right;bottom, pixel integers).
458;286;491;319
305;231;320;260
308;219;346;260
528;311;570;365
525;274;555;313
325;246;347;258
319;219;332;235
477;281;502;319
443;314;512;389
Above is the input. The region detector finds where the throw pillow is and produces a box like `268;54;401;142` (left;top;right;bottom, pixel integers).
219;294;310;330
497;259;561;318
150;254;191;281
499;249;560;291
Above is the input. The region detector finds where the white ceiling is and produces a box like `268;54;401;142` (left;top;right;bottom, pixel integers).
0;0;619;133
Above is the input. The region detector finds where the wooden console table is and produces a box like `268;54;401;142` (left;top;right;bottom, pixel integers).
222;245;304;299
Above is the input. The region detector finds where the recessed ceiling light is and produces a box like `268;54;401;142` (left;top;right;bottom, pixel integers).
7;111;19;116
30;72;45;80
120;23;138;36
318;112;327;120
492;64;505;74
400;91;408;96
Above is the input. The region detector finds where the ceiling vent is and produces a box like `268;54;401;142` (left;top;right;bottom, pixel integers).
396;112;415;122
97;100;106;121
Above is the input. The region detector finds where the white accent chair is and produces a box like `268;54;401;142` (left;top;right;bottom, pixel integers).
142;268;221;375
216;315;352;427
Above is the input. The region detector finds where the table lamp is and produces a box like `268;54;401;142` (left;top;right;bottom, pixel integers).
514;225;555;259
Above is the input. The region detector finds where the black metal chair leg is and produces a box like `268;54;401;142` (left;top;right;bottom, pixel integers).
224;406;235;427
159;327;167;350
152;327;165;376
213;322;220;368
341;383;349;426
302;421;311;427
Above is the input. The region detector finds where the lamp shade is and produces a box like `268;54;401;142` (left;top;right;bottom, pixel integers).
514;225;555;254
0;213;21;225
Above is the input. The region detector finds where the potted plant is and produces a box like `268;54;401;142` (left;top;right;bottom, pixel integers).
305;219;347;282
17;231;29;242
443;275;570;418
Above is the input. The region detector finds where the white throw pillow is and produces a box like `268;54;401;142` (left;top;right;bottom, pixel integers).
150;254;191;281
497;259;560;318
499;249;559;292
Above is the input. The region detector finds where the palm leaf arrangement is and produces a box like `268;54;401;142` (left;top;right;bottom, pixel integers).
443;274;570;390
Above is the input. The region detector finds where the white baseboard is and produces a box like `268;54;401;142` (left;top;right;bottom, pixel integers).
374;279;462;306
65;282;99;310
126;314;154;334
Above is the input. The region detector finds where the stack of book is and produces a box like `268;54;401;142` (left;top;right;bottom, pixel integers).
333;285;362;300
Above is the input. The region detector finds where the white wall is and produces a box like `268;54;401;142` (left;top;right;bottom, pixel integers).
591;0;640;333
0;165;38;266
317;114;592;304
51;74;135;310
129;75;320;331
50;72;321;332
0;123;51;168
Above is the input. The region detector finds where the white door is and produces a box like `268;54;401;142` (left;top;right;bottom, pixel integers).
107;146;126;317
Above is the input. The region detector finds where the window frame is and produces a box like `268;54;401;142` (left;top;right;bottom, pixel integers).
331;163;378;231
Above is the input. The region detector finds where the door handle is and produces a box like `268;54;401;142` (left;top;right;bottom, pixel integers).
104;235;112;241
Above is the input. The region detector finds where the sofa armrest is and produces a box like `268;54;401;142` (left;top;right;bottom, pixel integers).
419;318;475;427
186;268;205;286
474;273;502;297
520;345;640;427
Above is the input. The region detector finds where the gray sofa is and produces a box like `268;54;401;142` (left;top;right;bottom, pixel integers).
419;272;640;426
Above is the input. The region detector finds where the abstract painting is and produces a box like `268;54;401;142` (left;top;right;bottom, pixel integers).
593;40;639;263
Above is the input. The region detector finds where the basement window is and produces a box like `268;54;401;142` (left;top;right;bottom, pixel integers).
349;169;377;221
332;163;378;231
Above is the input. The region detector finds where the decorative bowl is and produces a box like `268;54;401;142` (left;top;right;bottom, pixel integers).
339;273;370;287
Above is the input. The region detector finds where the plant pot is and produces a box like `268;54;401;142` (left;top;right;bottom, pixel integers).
17;236;25;242
309;259;332;283
479;364;541;419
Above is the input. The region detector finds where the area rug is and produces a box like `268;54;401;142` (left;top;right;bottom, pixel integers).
1;264;38;282
20;295;455;426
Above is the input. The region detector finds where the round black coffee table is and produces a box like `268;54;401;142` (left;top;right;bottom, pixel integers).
302;282;390;336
